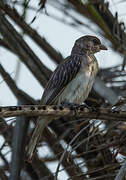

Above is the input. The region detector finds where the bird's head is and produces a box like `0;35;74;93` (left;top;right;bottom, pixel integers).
72;35;107;55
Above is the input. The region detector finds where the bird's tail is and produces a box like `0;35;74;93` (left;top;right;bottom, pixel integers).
27;116;51;161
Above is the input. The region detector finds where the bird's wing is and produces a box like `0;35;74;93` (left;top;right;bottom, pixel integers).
40;55;82;105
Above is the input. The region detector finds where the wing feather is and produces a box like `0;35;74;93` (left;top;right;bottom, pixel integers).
40;55;82;105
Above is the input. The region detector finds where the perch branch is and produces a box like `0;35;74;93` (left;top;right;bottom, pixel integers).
0;105;126;121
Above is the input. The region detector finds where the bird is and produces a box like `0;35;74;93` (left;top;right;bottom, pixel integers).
27;35;107;160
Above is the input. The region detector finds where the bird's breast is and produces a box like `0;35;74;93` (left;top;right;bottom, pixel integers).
58;57;98;105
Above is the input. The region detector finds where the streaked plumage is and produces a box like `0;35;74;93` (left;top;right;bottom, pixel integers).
40;55;82;105
27;35;107;160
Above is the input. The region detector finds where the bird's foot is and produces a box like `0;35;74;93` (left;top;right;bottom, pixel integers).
61;102;80;110
61;102;96;112
79;103;97;112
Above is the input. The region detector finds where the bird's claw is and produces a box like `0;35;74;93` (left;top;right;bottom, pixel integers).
79;103;97;112
61;102;80;110
61;102;96;112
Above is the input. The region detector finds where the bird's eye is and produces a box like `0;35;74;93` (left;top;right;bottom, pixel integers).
93;39;100;45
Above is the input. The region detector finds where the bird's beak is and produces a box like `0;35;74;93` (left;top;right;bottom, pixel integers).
99;44;107;50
